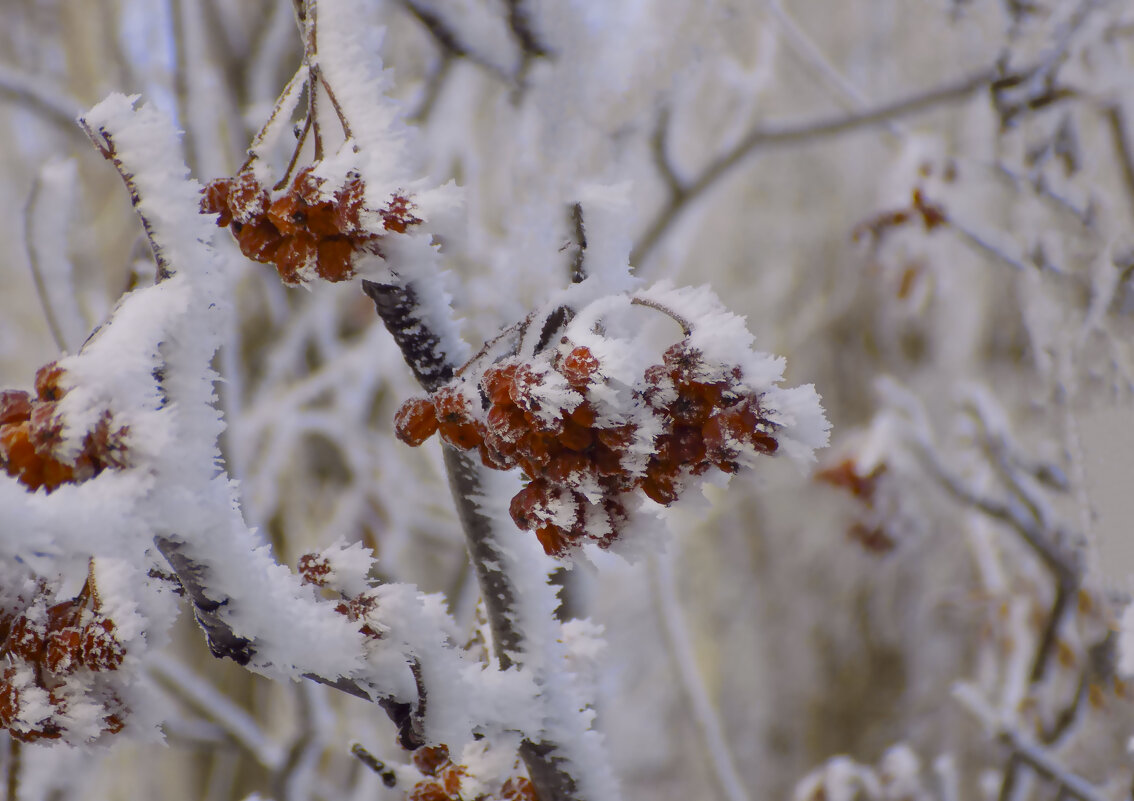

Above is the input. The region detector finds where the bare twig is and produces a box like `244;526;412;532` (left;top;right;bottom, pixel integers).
22;174;69;353
956;686;1110;801
148;654;285;770
153;538;255;665
650;106;685;198
649;553;751;801
632;66;998;267
503;0;550;88
1104;104;1134;221
0;63;86;143
5;738;20;801
350;743;398;787
402;0;512;77
630;296;693;336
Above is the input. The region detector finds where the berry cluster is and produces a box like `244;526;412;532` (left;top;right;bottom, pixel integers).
0;362;129;493
0;573;127;742
298;551;381;640
201;166;421;285
816;458;896;554
406;746;536;801
395;337;780;557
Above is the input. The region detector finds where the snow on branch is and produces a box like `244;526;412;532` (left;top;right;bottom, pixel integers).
0;92;548;752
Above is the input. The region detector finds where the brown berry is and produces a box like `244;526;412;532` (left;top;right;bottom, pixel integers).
316;237;355;282
560;346;600;389
394;398;439;447
34;362;66;402
0;391;32;426
412;745;450;777
44;627;82;674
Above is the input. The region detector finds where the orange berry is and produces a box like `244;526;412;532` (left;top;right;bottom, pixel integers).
267;193;306;237
228;171;270;224
34;362;66;402
0;391;32;426
557;419;593;452
81;617;125;670
394;398;439;447
536;525;571;557
560;345;600;388
45;627;82;674
315;236;355;282
297;553;333;586
200;178;231;216
411;745;450;777
640;468;678;505
234;220;283;263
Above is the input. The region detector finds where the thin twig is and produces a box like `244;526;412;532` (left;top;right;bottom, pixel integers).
0;63;86;143
350;743;398;787
650;106;685;198
148;653;285;770
649;553;751;801
503;0;550;89
956;686;1110;801
5;738;20;801
632;66;998;267
1104;104;1134;222
630;296;693;336
22;173;68;353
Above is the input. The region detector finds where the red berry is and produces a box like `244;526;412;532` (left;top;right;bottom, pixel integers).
535;525;571;557
234;220;283;263
228;171;270;224
81;617;125;671
0;391;32;426
560;345;600;389
34;362;66;402
412;745;450;777
395;398;440;447
45;627;82;674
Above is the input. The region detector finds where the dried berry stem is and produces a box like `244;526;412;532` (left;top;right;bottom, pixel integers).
246;65;310;171
314;65;354;142
6;738;20;801
274;111;312;192
629;296;692;336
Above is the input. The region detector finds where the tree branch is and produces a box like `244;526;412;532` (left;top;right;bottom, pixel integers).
363;275;593;801
633;65;1006;268
956;686;1110;801
0;63;86;143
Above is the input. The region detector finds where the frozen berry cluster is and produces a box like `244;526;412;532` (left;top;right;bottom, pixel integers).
406;745;536;801
0;362;129;493
816;458;896;553
201;166;421;285
0;573;127;742
395;337;780;557
298;551;382;640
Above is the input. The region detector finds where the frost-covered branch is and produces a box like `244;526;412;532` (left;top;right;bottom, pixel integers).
0;63;86;142
649;553;750;801
633;66;998;267
954;685;1110;801
363;271;611;801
